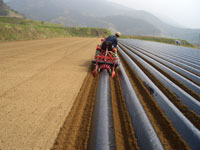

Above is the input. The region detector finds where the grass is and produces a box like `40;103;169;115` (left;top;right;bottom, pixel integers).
0;17;111;41
121;35;195;48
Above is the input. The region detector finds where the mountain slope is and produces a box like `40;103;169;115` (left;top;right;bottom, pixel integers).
0;0;23;17
5;0;165;33
6;0;133;18
0;0;9;15
5;0;200;43
102;15;161;35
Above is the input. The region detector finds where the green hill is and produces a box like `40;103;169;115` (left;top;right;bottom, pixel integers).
0;17;111;41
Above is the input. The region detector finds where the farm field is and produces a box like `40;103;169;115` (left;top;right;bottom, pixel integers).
53;39;200;150
0;37;99;149
0;38;200;150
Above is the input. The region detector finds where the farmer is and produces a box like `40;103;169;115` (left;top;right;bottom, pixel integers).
103;32;121;49
96;32;121;56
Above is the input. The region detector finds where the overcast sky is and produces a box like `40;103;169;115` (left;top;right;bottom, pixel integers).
108;0;200;29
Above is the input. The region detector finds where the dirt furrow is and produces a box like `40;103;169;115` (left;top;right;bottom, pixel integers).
52;67;141;150
52;50;191;150
52;67;99;150
110;70;139;150
120;47;200;129
119;52;190;150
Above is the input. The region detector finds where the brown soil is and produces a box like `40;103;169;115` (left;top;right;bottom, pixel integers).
52;66;99;150
52;67;140;150
119;52;190;150
1;38;198;150
110;71;140;150
0;37;99;150
121;47;200;129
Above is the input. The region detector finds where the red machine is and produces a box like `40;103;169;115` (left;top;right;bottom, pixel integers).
92;41;119;78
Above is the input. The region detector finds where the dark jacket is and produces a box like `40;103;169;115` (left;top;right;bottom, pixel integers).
105;35;118;47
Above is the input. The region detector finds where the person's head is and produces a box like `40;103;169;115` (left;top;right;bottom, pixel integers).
115;32;121;38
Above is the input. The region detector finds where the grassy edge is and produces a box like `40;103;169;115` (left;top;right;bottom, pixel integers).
0;17;111;41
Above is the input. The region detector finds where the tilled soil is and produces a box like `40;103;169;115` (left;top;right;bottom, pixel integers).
53;54;191;150
52;68;140;150
52;66;99;150
0;37;99;150
110;72;139;150
1;38;198;150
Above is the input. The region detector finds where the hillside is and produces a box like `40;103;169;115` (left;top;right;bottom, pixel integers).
0;0;22;18
0;17;111;41
0;0;9;15
102;15;161;35
4;0;200;44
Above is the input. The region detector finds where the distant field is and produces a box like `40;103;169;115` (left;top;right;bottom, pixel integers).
0;17;111;41
121;35;195;48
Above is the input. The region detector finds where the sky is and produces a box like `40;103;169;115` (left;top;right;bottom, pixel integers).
108;0;200;29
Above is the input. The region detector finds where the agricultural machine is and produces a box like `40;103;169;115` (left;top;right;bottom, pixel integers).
92;39;119;78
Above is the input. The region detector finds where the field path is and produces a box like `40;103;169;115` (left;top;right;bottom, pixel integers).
0;37;99;150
